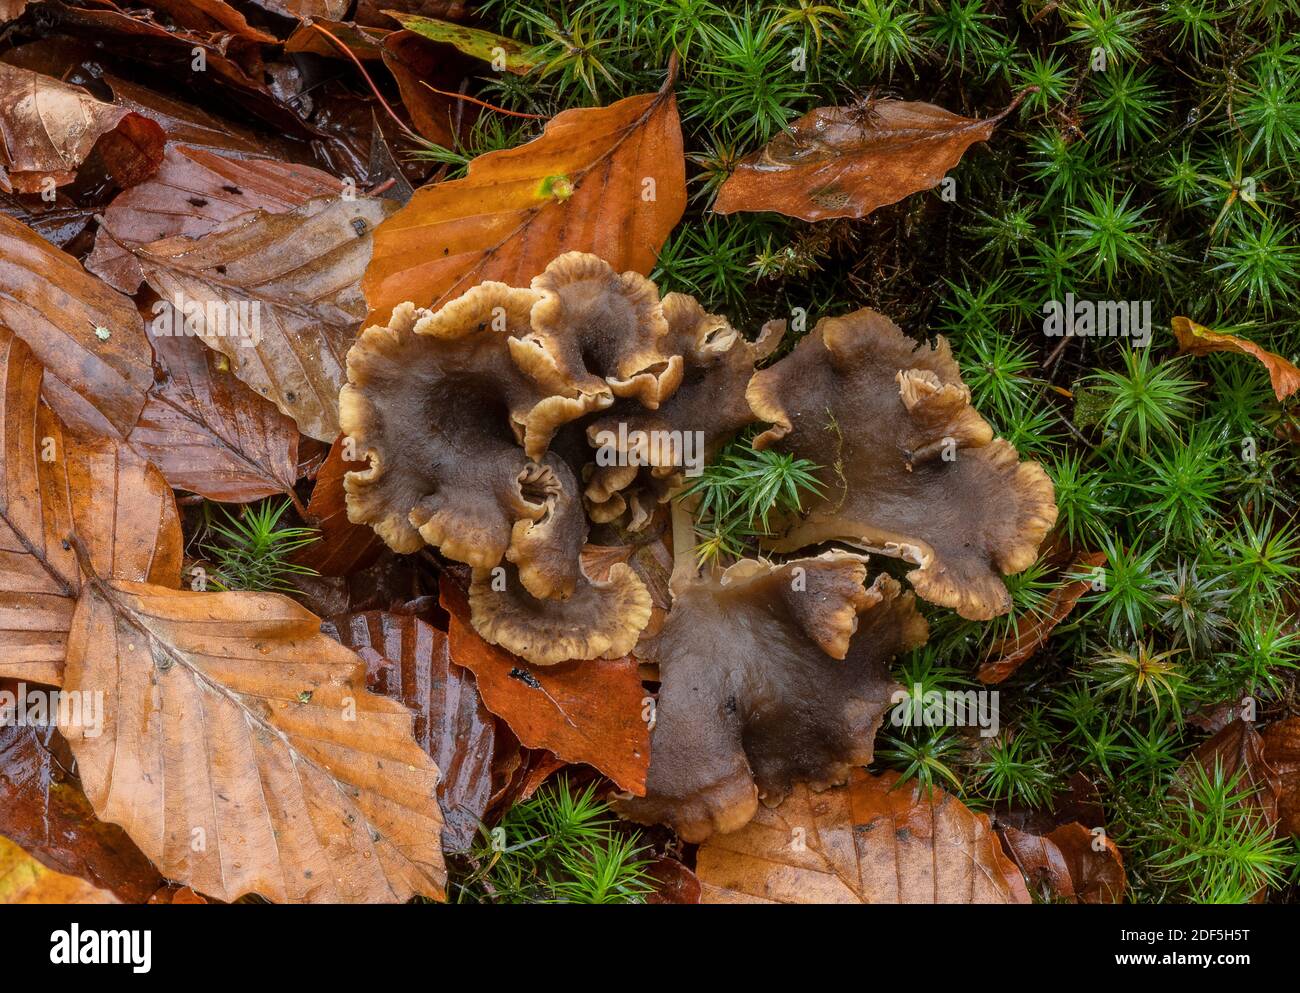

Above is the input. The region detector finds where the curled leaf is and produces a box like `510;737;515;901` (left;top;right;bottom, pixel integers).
695;769;1030;904
1171;316;1300;402
979;551;1105;684
714;96;1022;222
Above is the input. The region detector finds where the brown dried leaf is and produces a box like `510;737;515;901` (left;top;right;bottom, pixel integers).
979;551;1104;684
441;584;650;795
297;436;385;576
285;19;391;60
1171;316;1300;402
1000;822;1125;903
89;145;342;295
322;610;497;853
1;2;35;24
132;194;398;441
0;723;162;903
62;579;447;903
364;77;684;320
0;833;118;904
248;0;349;18
380;30;475;146
0;328;182;686
1261;718;1300;836
695;769;1030;904
103;75;268;157
0;61;163;193
0;213;153;439
714;97;1020;222
1177;719;1280;824
646;856;701;904
128;326;300;504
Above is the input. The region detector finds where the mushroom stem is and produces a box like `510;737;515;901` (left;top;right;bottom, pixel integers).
669;498;700;593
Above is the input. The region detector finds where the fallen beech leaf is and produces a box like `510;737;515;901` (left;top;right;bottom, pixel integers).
249;0;349;19
359;0;469;27
1171;316;1300;402
0;213;153;439
0;724;163;903
1001;822;1125;903
141;0;279;43
380;30;476;146
62;579;447;903
0;61;162;193
646;856;701;905
128;326;300;504
364;74;684;320
286;18;390;60
148;885;208;904
1262;718;1300;836
695;769;1030;904
89;145;343;294
1177;719;1280;823
296;436;384;576
0;328;182;685
1175;719;1280;901
50;4;298;134
385;11;539;73
0;834;118;904
714;96;1022;222
487;741;566;818
979;551;1105;684
322;610;497;853
1;2;35;24
132;194;398;441
103;75;268;158
441;584;649;795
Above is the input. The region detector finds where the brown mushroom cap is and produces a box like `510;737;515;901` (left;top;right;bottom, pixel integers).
747;308;1057;620
341;290;593;596
468;560;652;666
508;252;682;457
582;296;783;529
615;551;926;842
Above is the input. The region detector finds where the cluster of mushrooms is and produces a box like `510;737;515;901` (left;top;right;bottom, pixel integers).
340;252;1057;841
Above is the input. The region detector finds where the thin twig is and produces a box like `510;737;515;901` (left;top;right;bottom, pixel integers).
311;22;434;148
418;81;545;119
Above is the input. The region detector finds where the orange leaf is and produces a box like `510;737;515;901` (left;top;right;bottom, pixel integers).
441;583;650;795
1171;316;1300;402
714;96;1022;222
1261;718;1300;837
0;328;181;687
695;769;1030;904
0;834;118;904
979;551;1104;684
62;579;447;903
0;214;154;439
363;75;685;320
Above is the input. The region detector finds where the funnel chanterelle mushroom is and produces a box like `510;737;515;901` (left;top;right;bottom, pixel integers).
615;551;927;842
748;307;1058;621
337;252;1057;838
